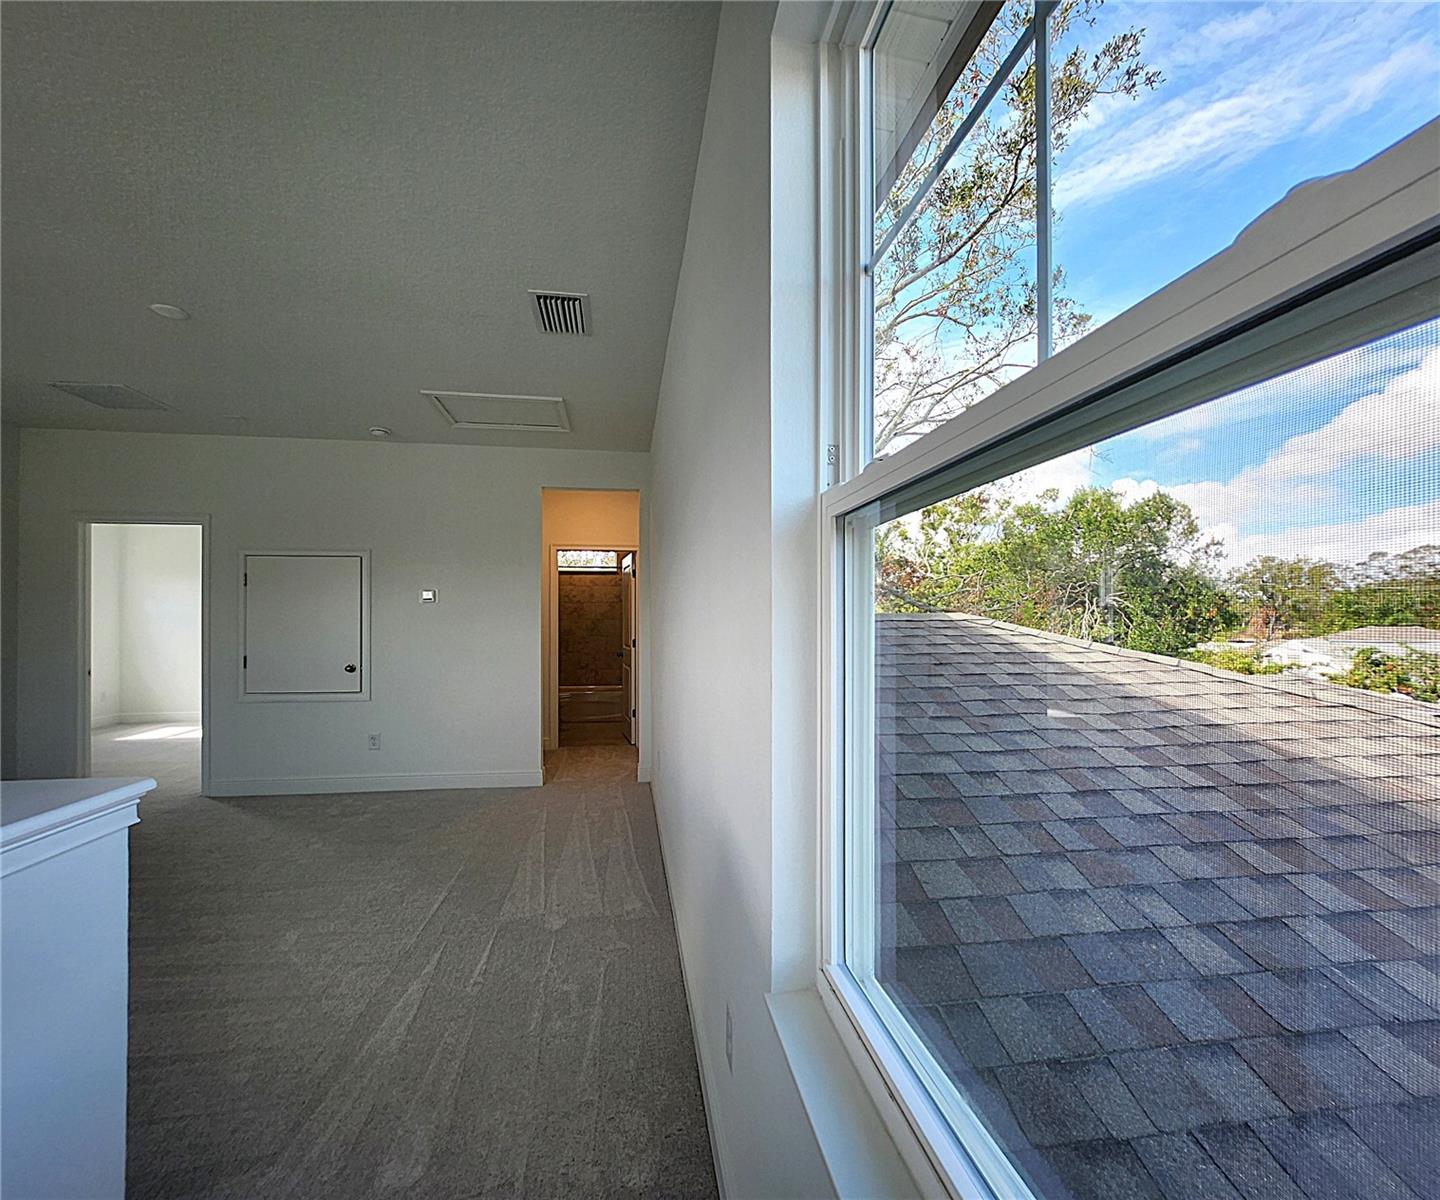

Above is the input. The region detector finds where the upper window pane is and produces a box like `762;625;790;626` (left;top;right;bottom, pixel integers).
872;1;974;214
851;317;1440;1200
873;38;1036;459
873;1;1030;241
868;0;1439;459
1049;1;1440;352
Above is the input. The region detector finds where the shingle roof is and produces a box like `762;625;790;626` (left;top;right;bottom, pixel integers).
875;613;1440;1200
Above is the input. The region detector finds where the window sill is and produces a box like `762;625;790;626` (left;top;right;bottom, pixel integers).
766;986;932;1200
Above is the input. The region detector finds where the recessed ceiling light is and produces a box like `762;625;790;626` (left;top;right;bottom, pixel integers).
148;303;190;320
368;426;393;439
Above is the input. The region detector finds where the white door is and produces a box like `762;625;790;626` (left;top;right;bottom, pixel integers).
620;552;636;745
244;554;363;694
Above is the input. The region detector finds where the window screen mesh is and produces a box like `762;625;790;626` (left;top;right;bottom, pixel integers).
856;317;1439;1200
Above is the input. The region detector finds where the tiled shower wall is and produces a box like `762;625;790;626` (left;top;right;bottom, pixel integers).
558;573;623;686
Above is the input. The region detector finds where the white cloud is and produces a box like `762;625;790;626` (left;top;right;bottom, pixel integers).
1054;4;1436;211
1007;446;1097;504
1262;344;1440;478
1110;344;1440;567
1310;42;1438;134
1223;496;1440;567
1162;4;1303;71
1056;83;1310;210
1126;331;1431;442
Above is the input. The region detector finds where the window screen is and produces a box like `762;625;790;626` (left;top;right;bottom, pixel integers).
848;317;1440;1200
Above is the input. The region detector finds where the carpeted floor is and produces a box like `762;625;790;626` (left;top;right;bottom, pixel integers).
94;725;717;1200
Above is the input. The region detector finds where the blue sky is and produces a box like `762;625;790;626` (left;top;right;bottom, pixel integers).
1052;0;1439;326
1085;319;1440;569
999;1;1439;572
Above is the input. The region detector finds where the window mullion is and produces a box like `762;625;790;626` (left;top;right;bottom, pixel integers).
1035;1;1054;361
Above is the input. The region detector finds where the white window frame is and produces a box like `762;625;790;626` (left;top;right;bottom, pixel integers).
815;5;1440;1193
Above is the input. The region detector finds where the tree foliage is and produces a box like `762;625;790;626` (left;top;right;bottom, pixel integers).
876;485;1234;654
875;488;1438;701
1318;546;1440;631
1329;647;1440;704
1229;547;1440;639
1182;647;1285;676
1230;556;1343;639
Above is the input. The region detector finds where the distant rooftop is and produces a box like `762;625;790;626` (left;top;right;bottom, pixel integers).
1318;626;1440;647
876;612;1439;1200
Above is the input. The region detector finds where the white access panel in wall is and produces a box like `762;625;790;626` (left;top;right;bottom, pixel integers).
242;553;367;697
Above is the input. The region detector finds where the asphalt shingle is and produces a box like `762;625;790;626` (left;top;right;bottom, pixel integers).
874;615;1440;1200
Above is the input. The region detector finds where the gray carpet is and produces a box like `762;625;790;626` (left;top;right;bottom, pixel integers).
95;727;717;1200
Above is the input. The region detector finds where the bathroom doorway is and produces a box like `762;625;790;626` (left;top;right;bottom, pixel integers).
539;487;641;770
554;548;634;747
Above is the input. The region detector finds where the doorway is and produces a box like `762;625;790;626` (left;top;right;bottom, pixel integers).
80;521;205;794
553;548;635;747
539;487;641;770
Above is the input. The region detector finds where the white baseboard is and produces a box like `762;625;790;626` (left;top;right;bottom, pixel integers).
649;778;730;1199
115;711;201;726
207;770;544;798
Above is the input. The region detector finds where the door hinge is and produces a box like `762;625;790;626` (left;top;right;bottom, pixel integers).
631;708;636;720
242;655;247;669
825;444;839;467
631;638;636;648
243;572;248;586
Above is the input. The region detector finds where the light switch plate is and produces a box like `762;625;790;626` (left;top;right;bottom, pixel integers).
419;588;438;603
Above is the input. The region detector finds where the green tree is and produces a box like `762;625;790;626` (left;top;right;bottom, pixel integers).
1329;647;1440;704
1230;556;1343;639
1320;545;1440;631
874;1;1162;453
877;485;1235;654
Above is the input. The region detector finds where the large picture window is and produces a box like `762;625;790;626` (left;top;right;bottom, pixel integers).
845;318;1439;1200
869;0;1440;458
827;3;1440;1196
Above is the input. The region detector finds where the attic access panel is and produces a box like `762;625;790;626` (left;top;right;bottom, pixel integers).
426;391;571;433
49;382;171;411
243;553;366;697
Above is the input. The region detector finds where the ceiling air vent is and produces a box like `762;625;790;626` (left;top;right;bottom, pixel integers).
49;382;171;411
529;290;590;336
426;390;570;433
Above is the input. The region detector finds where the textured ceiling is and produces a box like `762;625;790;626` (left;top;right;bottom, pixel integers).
0;2;719;450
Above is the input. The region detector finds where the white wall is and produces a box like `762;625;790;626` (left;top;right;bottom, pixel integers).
2;425;19;778
540;488;642;754
88;524;123;726
15;429;649;793
88;524;201;726
647;5;833;1196
116;525;203;723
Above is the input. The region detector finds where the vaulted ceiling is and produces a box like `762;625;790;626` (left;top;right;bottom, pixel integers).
1;2;719;450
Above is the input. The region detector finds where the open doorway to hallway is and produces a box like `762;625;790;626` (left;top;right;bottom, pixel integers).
83;522;203;795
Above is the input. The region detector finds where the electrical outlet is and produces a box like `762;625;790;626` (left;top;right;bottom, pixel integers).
367;733;381;750
725;1004;733;1073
